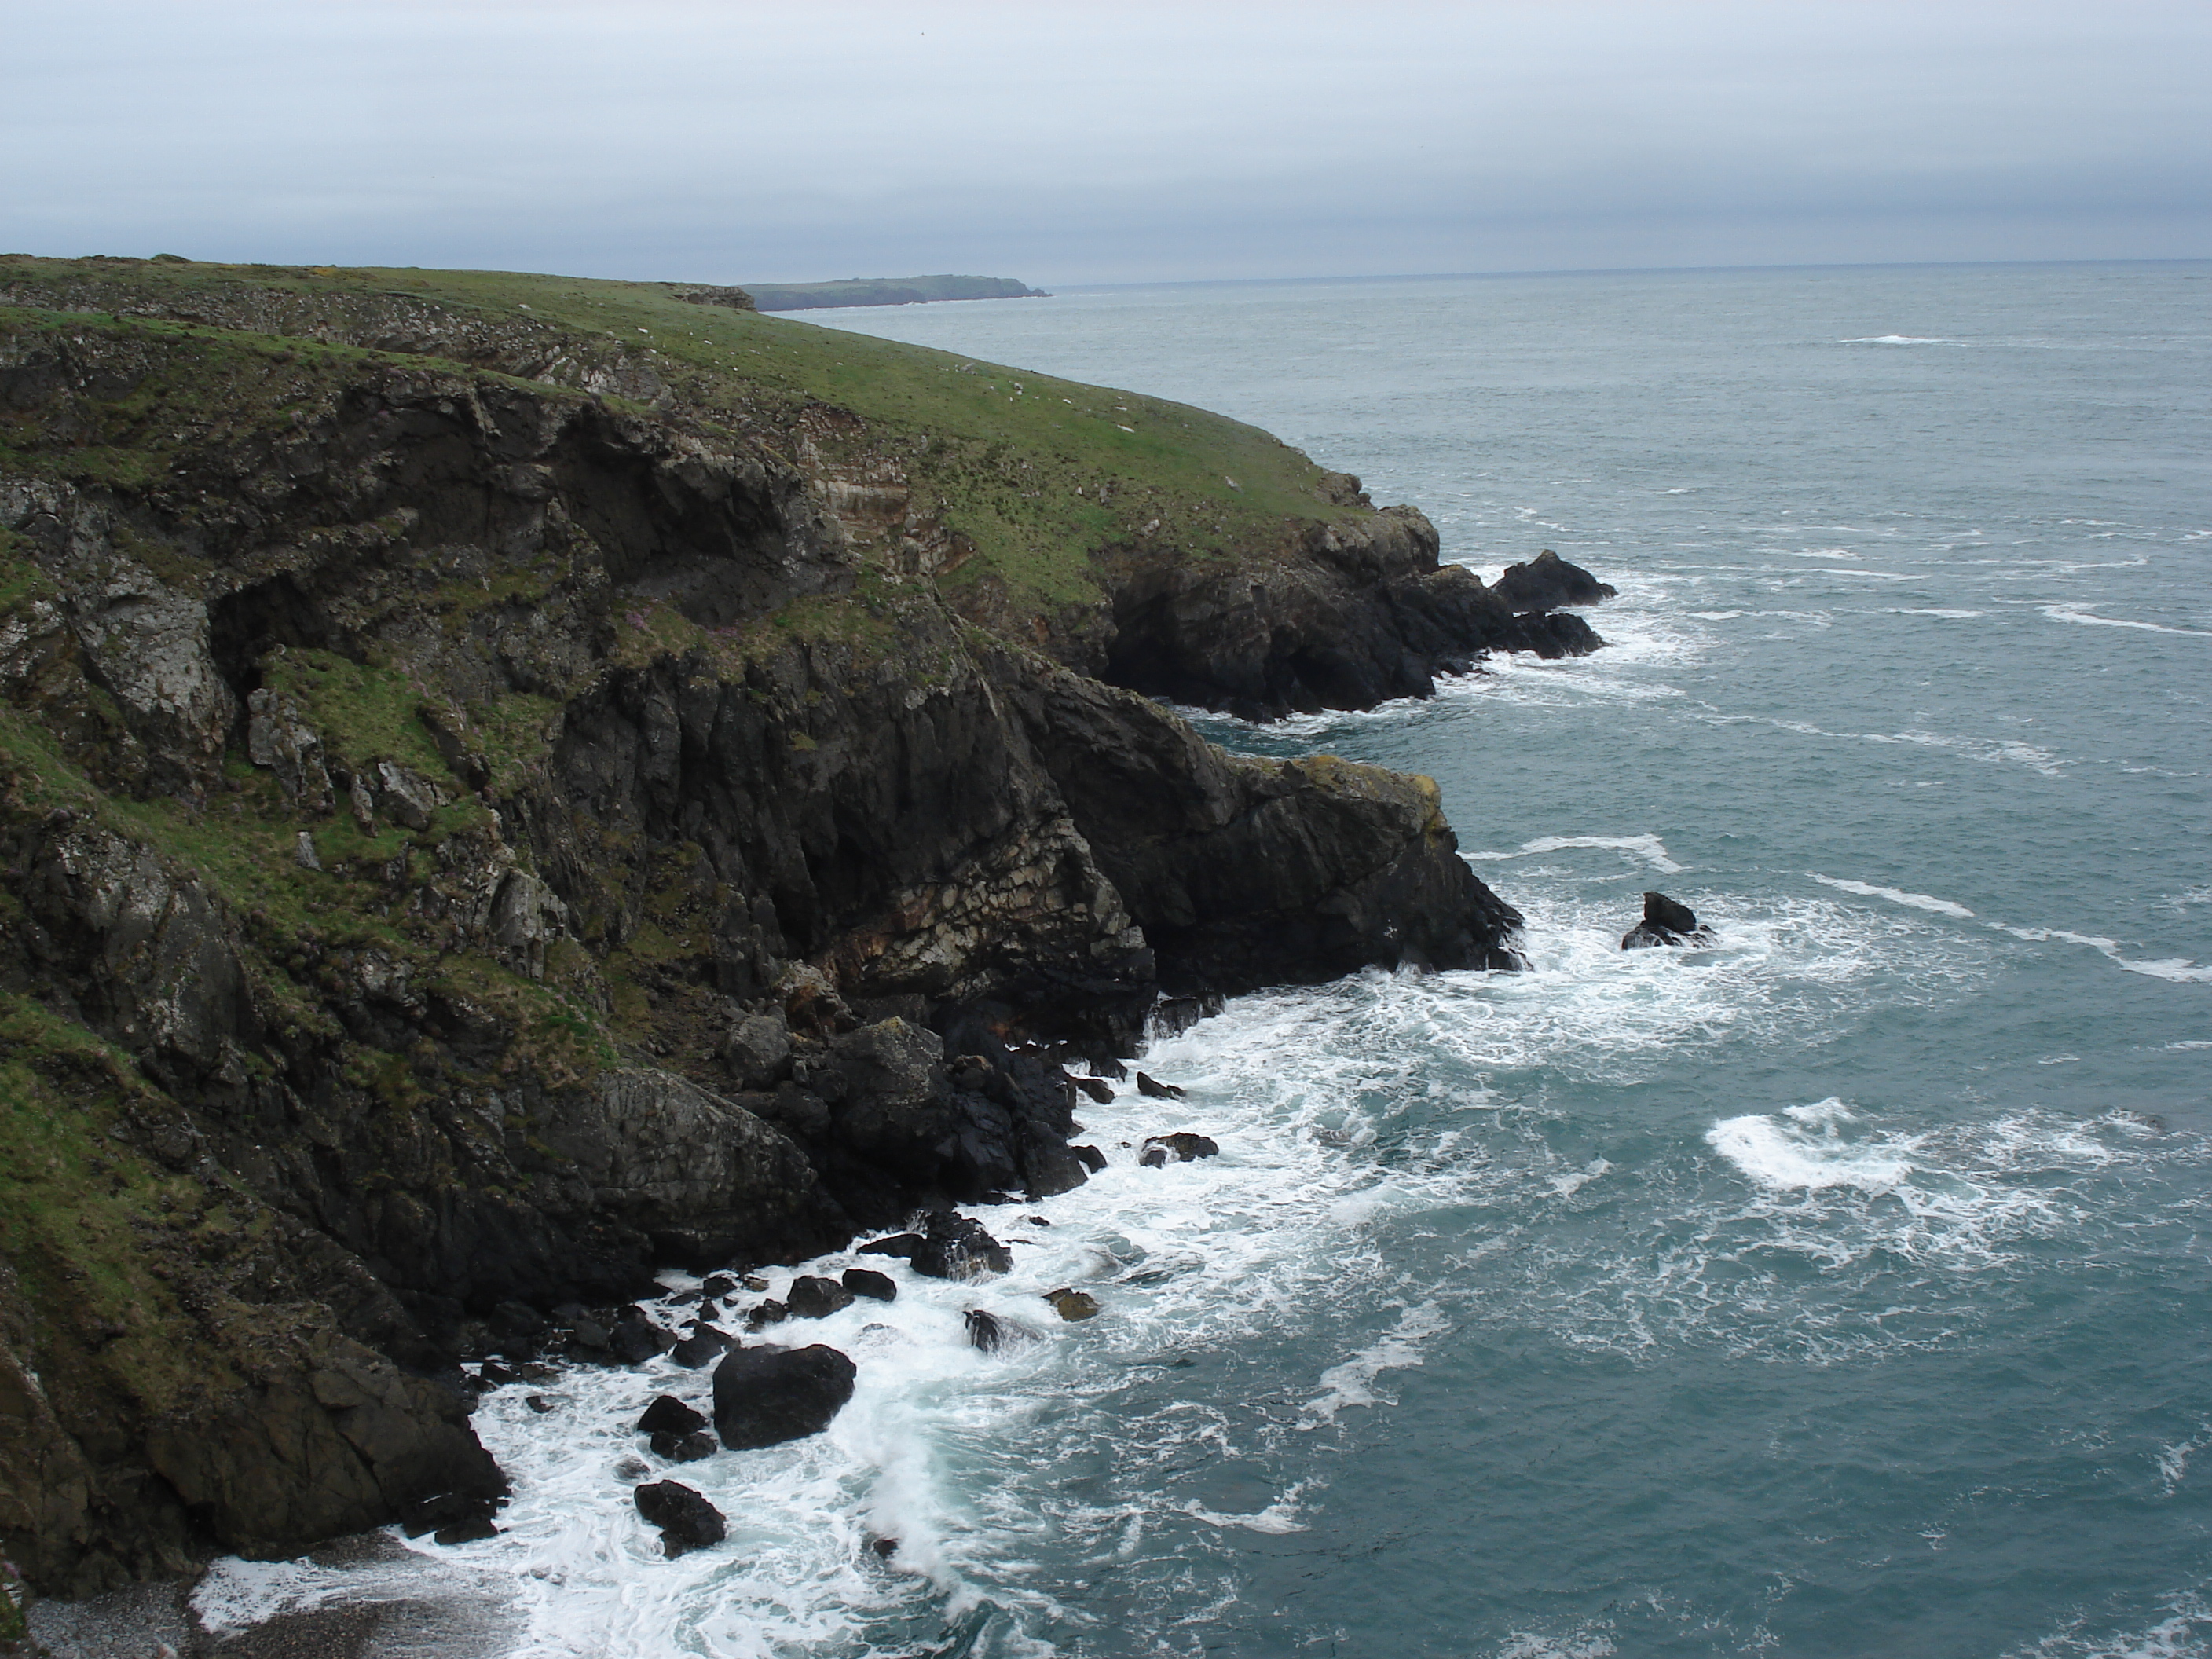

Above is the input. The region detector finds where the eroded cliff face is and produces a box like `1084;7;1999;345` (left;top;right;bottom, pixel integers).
0;257;1596;1595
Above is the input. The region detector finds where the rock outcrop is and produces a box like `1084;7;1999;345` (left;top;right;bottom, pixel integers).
1491;549;1617;612
1621;892;1716;949
0;254;1597;1594
711;1345;857;1449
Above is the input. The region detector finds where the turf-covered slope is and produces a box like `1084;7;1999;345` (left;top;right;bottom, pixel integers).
0;255;1544;1593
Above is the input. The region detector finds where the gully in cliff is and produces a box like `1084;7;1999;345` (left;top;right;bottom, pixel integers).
0;253;1613;1600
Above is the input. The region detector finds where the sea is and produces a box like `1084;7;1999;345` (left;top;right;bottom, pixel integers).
186;263;2212;1657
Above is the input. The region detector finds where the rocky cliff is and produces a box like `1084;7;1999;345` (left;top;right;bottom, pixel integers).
0;255;1603;1597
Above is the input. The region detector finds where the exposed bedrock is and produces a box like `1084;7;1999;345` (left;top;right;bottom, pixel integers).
1093;496;1606;720
0;266;1570;1594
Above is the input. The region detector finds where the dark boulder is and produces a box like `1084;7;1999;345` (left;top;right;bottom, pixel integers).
965;1309;1009;1353
910;1211;1013;1280
635;1396;708;1436
1072;1145;1107;1174
1139;1132;1219;1167
786;1275;856;1319
1072;1075;1116;1104
610;1314;676;1366
859;1232;924;1258
1490;549;1617;611
671;1328;735;1368
841;1268;898;1302
650;1430;719;1463
745;1299;789;1329
712;1345;858;1449
1044;1287;1100;1321
1135;1072;1185;1100
1621;892;1716;950
700;1275;738;1299
400;1489;504;1542
634;1481;726;1557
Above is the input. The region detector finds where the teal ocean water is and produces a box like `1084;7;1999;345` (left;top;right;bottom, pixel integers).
190;265;2212;1657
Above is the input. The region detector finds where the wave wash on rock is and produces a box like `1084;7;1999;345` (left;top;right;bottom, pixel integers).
0;255;1596;1595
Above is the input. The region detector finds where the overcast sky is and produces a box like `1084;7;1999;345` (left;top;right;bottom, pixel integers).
6;0;2208;285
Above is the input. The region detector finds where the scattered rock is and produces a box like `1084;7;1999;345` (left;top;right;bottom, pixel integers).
841;1268;897;1302
477;1361;518;1387
671;1328;734;1368
635;1396;708;1436
1071;1075;1115;1104
1071;1145;1107;1173
1135;1072;1185;1100
615;1456;652;1481
634;1481;726;1557
872;1536;899;1558
701;1275;737;1298
1621;891;1716;950
1138;1132;1219;1167
1490;548;1617;611
292;831;321;871
909;1211;1013;1280
525;1394;555;1413
1043;1287;1100;1321
858;1232;924;1259
1027;1215;1051;1226
610;1313;677;1365
786;1275;856;1319
742;1274;771;1291
400;1489;504;1541
650;1430;719;1463
712;1344;858;1448
965;1309;1036;1353
745;1299;789;1329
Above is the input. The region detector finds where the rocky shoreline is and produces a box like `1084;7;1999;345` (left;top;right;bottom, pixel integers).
0;255;1613;1611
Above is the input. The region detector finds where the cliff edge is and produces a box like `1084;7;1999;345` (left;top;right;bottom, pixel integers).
0;255;1599;1595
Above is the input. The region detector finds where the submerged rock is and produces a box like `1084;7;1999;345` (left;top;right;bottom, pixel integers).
634;1481;726;1557
712;1344;857;1448
649;1430;719;1463
1621;892;1716;950
670;1328;734;1368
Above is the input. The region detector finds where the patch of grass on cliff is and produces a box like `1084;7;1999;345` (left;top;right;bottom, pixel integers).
0;258;1369;617
258;646;455;782
0;996;240;1415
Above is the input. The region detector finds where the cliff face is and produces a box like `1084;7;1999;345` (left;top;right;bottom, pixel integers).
0;256;1595;1596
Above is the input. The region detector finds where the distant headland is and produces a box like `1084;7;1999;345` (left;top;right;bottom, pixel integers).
738;273;1049;310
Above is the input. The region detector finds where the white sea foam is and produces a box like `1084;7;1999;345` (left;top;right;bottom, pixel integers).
1763;719;2068;775
2040;604;2212;639
1811;874;1976;919
1467;833;1683;874
1840;335;1946;345
1707;1100;1912;1194
1987;924;2212;984
2007;1592;2212;1659
1305;1302;1452;1422
1887;607;1987;619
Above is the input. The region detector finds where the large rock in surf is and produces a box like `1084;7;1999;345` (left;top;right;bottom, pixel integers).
1491;548;1617;611
712;1345;858;1449
909;1211;1013;1280
1622;892;1716;950
634;1481;726;1556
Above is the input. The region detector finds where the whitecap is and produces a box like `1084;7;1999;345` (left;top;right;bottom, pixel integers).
1810;874;1976;919
1987;923;2212;984
1840;335;1946;344
1886;608;1986;619
1305;1302;1452;1423
2039;604;2212;639
1707;1100;1912;1194
1467;833;1683;874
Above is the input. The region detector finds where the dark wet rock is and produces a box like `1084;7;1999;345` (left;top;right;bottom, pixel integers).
671;1328;735;1368
712;1345;858;1448
650;1430;720;1463
477;1361;518;1387
1072;1075;1116;1104
1044;1287;1100;1321
567;1316;613;1351
1621;891;1716;950
1026;1215;1052;1226
610;1314;676;1366
1139;1132;1219;1167
635;1481;726;1557
525;1395;555;1414
701;1275;738;1299
841;1268;898;1302
1072;1145;1107;1173
786;1275;856;1319
399;1489;504;1541
487;1301;548;1342
910;1211;1013;1280
1490;548;1617;612
853;1229;925;1256
745;1299;789;1329
873;1536;899;1558
1135;1072;1185;1100
965;1309;1037;1353
635;1396;708;1436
